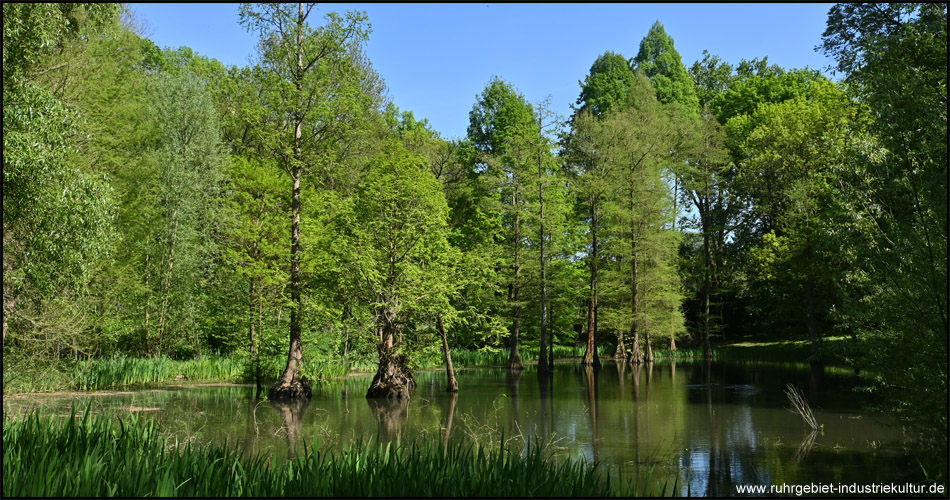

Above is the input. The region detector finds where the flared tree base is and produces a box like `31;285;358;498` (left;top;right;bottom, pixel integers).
366;355;416;399
269;378;312;401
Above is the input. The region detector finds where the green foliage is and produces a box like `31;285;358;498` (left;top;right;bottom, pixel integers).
633;21;700;114
1;3;120;84
576;51;639;117
3;409;670;497
333;140;458;360
820;2;947;469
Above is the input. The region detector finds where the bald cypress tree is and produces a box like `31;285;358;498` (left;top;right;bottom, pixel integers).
633;21;700;115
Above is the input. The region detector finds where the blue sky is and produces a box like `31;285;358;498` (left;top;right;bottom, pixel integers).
127;3;837;140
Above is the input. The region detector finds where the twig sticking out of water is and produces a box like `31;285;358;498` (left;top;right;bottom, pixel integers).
785;383;819;430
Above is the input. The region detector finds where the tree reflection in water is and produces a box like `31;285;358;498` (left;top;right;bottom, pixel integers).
270;398;309;459
367;398;409;445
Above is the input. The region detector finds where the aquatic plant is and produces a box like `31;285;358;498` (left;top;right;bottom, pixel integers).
2;408;674;497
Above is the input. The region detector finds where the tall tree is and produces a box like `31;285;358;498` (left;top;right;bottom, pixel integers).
3;3;120;347
726;78;854;351
821;2;947;467
334;141;456;399
563;110;609;367
239;3;372;400
632;20;700;114
576;51;639;117
467;77;539;371
596;75;679;363
679;109;732;358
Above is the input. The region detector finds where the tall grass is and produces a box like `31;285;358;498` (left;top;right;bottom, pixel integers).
3;409;674;497
70;356;245;391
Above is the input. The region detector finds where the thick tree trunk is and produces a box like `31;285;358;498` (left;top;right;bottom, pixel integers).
615;327;628;361
366;310;415;399
437;314;458;392
582;202;600;366
271;166;310;400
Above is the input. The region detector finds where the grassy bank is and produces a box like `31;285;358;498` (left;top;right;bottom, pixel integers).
3;338;848;394
2;409;673;497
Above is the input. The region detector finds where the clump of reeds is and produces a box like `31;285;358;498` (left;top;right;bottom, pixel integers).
2;408;672;497
784;383;819;430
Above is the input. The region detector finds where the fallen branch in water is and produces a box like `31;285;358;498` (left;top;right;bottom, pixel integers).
785;383;819;430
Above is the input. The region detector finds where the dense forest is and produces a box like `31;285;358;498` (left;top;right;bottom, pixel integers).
3;2;946;471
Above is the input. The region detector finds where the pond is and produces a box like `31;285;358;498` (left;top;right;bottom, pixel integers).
3;360;917;496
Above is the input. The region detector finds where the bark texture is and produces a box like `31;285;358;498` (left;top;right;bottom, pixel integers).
437;314;459;392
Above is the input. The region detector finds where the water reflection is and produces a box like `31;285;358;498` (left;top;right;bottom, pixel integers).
537;373;553;440
3;360;917;495
270;398;308;458
439;393;458;453
506;369;522;439
366;398;408;445
582;364;599;462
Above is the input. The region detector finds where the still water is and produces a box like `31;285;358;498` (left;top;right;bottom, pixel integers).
4;360;916;496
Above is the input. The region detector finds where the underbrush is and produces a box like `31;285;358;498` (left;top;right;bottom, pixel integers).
2;408;675;497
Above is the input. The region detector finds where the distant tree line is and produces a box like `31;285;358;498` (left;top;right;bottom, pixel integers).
3;2;945;467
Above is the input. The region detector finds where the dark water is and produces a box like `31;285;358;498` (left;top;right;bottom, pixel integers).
4;360;917;496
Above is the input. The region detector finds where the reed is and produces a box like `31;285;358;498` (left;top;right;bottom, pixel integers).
3;408;672;497
784;383;820;430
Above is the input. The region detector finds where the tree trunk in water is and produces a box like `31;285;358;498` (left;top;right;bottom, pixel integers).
548;306;554;371
643;317;653;362
272;5;311;401
615;328;628;361
629;241;643;363
538;138;551;375
437;314;458;392
508;191;524;371
366;309;415;399
582;202;600;366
